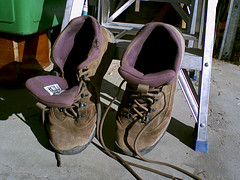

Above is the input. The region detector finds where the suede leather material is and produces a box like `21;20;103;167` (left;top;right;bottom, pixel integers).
115;79;177;152
49;105;96;149
47;25;115;152
115;22;185;154
26;16;115;153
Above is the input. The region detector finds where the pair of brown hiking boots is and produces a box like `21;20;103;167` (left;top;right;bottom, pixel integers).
26;15;185;159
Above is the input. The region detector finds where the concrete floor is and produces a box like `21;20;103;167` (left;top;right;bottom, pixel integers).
0;59;239;180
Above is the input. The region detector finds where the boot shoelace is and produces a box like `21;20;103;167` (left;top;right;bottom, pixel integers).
59;67;90;120
96;80;202;180
123;85;162;124
37;73;202;179
39;68;90;166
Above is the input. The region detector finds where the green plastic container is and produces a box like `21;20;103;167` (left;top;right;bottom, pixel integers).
0;0;66;35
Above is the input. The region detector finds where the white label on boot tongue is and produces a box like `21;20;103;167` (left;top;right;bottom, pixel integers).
44;84;65;96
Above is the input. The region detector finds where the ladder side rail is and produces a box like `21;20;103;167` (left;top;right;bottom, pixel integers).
195;0;218;153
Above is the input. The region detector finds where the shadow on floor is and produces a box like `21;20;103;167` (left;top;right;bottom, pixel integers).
0;85;54;152
0;76;195;156
167;117;195;150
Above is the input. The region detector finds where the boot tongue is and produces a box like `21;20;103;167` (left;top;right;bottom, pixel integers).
137;84;149;93
135;84;149;104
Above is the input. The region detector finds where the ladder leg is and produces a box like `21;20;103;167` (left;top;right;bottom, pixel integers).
195;0;218;153
178;69;199;123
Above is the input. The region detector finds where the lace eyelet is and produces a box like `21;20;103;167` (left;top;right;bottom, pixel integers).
79;101;87;107
82;82;87;87
123;112;132;119
153;97;159;103
127;102;132;108
81;92;89;98
83;67;88;72
150;108;156;113
141;116;151;123
77;112;86;118
81;73;88;79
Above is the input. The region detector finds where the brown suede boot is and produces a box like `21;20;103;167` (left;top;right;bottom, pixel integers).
26;16;115;155
47;16;115;155
115;22;185;156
